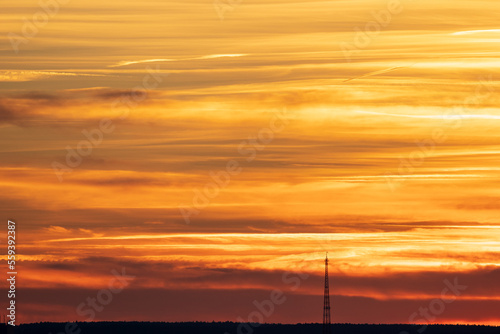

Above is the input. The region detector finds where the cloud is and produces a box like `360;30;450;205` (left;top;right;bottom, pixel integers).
0;102;16;123
0;70;104;82
343;66;411;82
355;110;500;120
109;58;176;67
45;225;71;233
451;29;500;36
2;0;500;325
109;54;248;67
17;280;500;324
44;225;98;237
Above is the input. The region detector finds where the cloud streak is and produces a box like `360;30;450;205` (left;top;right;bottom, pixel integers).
452;29;500;36
355;110;500;120
109;54;248;67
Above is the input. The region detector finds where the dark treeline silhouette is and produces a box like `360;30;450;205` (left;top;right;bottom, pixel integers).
0;322;499;334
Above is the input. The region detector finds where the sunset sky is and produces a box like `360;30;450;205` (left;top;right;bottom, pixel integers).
1;0;500;326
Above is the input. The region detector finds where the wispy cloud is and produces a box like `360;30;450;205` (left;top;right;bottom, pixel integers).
451;29;500;36
355;110;500;120
109;54;248;67
344;66;410;82
109;58;175;67
0;70;105;82
195;54;247;60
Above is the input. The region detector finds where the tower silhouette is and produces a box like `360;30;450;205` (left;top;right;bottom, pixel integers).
322;252;331;334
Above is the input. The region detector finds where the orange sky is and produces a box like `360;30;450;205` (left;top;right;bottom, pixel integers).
1;0;499;326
